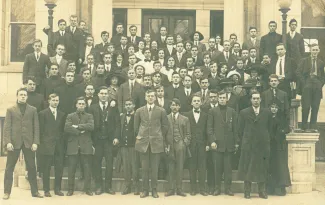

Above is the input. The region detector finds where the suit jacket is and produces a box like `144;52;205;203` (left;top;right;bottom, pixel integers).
164;46;177;57
286;32;305;61
23;53;50;85
270;56;296;81
259;32;282;59
178;88;194;113
65;26;84;60
156;35;167;48
208;74;221;90
46;30;73;57
39;108;65;155
88;103;121;141
134;105;169;153
296;56;325;95
227;92;239;112
64;111;94;155
207;106;238;152
195;90;210;105
165;84;183;100
79;45;97;63
3;104;40;149
50;55;68;75
95;42;109;56
192;55;204;67
207;48;222;62
117;81;142;113
183;110;208;146
128;36;142;46
166;113;191;159
242;38;261;57
261;88;290;120
173;53;188;68
155;98;171;114
216;52;237;69
195;42;207;53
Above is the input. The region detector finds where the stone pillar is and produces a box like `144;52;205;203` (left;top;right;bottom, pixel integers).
1;0;10;65
196;10;210;43
290;99;301;131
224;0;244;44
127;9;142;37
92;0;112;44
286;133;319;193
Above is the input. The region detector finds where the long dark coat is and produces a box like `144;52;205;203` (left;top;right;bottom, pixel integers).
237;107;272;182
268;113;291;187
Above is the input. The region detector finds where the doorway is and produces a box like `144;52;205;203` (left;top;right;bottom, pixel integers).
210;10;224;41
142;9;196;41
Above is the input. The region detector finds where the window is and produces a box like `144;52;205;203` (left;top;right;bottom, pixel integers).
149;19;163;35
10;0;36;62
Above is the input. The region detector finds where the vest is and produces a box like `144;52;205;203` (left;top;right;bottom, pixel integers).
173;118;182;142
99;107;109;139
121;115;135;147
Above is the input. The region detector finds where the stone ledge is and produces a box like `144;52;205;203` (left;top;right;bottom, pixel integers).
0;64;23;73
286;133;320;143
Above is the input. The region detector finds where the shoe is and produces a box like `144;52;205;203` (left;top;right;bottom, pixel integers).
95;189;102;195
105;189;115;195
200;191;208;196
190;191;196;196
244;192;251;199
152;190;159;198
32;192;43;198
259;191;268;199
121;187;131;195
208;187;214;195
225;189;234;196
134;187;140;195
2;193;10;200
66;191;74;196
176;190;186;197
85;191;93;196
165;190;175;197
140;191;149;198
54;191;64;196
213;189;221;196
277;187;287;196
44;192;52;197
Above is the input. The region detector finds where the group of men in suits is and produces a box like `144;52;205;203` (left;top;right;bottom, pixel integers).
5;13;325;200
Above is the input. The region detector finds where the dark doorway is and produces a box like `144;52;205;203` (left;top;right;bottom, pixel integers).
210;10;224;41
113;8;127;36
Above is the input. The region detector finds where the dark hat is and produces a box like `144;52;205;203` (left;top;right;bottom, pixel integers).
226;70;241;79
190;31;204;41
105;70;126;86
219;78;235;87
242;82;256;88
245;65;265;75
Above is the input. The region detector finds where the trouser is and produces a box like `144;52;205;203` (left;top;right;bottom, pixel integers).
120;147;140;189
214;151;233;190
68;154;92;192
42;146;65;192
140;145;161;192
301;80;322;129
4;145;38;195
244;181;266;193
168;141;186;191
278;79;292;102
189;143;207;192
93;139;114;190
206;150;215;190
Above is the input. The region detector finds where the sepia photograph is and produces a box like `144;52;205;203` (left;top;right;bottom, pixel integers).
0;0;325;204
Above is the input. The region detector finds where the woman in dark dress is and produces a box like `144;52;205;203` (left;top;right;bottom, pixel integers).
268;102;291;196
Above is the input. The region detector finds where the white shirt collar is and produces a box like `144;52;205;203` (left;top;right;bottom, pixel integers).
49;107;57;113
173;112;179;119
185;87;191;91
129;79;135;84
253;106;260;113
56;54;62;59
173;84;179;88
147;104;155;110
100;101;108;109
211;103;218;108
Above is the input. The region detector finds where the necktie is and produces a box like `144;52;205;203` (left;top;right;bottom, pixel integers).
130;82;134;95
255;109;258;116
52;110;56;120
61;31;63;36
312;58;316;73
202;90;206;102
226;52;229;61
187;90;190;97
173;114;176;122
102;103;107;121
132;36;135;43
279;59;283;75
149;106;152;112
36;53;40;61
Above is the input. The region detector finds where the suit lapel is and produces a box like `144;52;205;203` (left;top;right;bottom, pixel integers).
13;104;23;118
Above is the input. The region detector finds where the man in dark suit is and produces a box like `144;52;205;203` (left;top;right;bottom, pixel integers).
25;76;45;112
115;36;129;54
296;44;325;131
23;39;50;89
237;91;272;199
65;15;84;63
242;27;261;58
156;26;168;48
191;46;204;66
49;44;68;77
286;19;305;61
165;98;190;197
173;42;188;68
271;43;296;100
207;91;238;196
84;84;99;112
88;87;121;195
79;35;97;65
44;19;73;57
155;85;171;114
118;69;142;113
178;75;194;112
119;99;140;195
207;38;222;62
260;21;282;60
165;72;183;100
261;74;290;124
134;89;169;198
128;25;142;46
183;95;209;196
40;64;65;101
153;61;170;87
111;23;124;46
3;88;43;200
216;40;236;69
191;31;207;53
195;78;210;105
208;62;221;90
64;97;94;196
164;35;177;57
220;79;239;112
39;93;65;197
95;31;110;56
79;20;90;40
246;47;260;68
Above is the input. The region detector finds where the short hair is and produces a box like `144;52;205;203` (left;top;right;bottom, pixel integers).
194;67;202;72
166;35;174;39
276;43;286;49
269;21;277;25
236;57;244;62
160;26;167;30
229;33;237;39
79;20;86;25
203;52;211;58
116;22;123;27
233;42;241;47
171;71;180;77
249;26;257;31
191;45;198;50
86;35;94;40
249;47;257;52
310;43;319;48
210;89;219;94
184;74;192;80
48;93;59;100
103;52;112;58
269;74;279;81
129;25;137;30
143;48;151;53
65;70;75;76
49;63;59;69
155;85;164;91
153;61;161;66
56;43;65;49
210;60;217;65
218;90;227;96
170;98;181;106
16;88;27;96
199;77;209;83
58;19;66;25
208;37;216;41
176;41;184;46
33;39;42;46
81;68;91;74
223;40;230;44
75;96;86;104
70;14;78;19
85;84;94;89
98;86;108;92
24;76;37;84
67;60;76;66
152;71;161;78
191;94;202;101
145;89;156;95
289;19;297;25
124;98;135;104
250;91;260;99
143;74;152;79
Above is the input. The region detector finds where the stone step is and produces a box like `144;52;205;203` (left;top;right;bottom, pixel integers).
316;162;325;173
18;176;261;193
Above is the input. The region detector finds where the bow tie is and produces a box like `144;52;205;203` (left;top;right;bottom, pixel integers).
144;59;151;62
194;109;200;113
85;96;93;100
